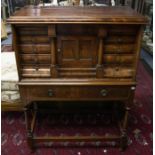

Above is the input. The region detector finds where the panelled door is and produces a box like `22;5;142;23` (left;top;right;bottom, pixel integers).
57;36;98;68
57;36;98;78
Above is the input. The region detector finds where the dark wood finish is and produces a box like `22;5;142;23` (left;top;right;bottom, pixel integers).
19;45;50;54
7;6;147;151
33;136;120;142
12;24;143;79
24;107;35;151
7;6;148;24
19;85;132;105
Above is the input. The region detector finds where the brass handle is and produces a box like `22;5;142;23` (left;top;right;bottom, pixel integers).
35;65;39;71
57;48;61;52
32;31;36;35
48;89;53;97
34;47;37;52
118;38;122;43
32;44;37;52
117;47;121;53
32;38;36;43
115;67;119;71
34;57;38;63
101;89;108;97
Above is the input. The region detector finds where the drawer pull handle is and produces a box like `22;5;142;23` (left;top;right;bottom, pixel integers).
57;48;61;52
34;57;38;63
117;47;121;53
33;47;37;53
32;38;36;43
131;86;136;90
115;67;119;71
48;89;53;97
118;38;122;43
101;89;108;97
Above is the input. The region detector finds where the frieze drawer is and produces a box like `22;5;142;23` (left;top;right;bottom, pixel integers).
19;85;132;103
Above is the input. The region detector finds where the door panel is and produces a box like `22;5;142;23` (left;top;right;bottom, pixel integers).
79;40;92;60
62;40;78;60
57;36;98;68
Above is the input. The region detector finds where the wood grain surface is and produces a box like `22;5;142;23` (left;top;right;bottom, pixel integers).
7;6;148;24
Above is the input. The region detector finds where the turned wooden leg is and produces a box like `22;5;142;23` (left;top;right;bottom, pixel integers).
27;131;35;152
120;105;130;151
120;131;128;151
24;107;35;152
120;86;135;151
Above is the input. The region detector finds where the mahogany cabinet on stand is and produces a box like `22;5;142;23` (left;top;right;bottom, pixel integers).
7;6;148;151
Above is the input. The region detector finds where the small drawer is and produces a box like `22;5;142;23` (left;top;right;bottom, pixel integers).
17;26;48;35
104;44;134;54
104;66;133;78
19;36;50;44
21;66;51;78
108;25;138;35
20;85;131;102
104;54;134;64
21;54;51;64
19;44;50;54
105;36;135;44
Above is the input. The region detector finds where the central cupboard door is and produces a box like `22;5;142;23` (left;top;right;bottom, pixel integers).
57;36;98;68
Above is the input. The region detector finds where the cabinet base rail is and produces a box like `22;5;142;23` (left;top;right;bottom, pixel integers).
24;102;129;152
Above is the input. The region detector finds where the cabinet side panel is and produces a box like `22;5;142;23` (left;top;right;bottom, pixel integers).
12;25;21;80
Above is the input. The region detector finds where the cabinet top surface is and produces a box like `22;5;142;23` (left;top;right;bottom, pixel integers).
7;6;148;24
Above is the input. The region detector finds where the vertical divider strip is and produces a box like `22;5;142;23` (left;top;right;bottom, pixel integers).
96;27;107;78
48;24;58;78
12;25;22;80
97;38;104;66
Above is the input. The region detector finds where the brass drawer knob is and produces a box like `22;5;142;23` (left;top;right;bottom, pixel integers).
118;38;122;43
33;47;37;53
131;86;136;90
57;48;61;52
117;47;121;53
32;38;36;43
101;89;108;97
115;67;119;71
34;57;38;63
48;89;53;97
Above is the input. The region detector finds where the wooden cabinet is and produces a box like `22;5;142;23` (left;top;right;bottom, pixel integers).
13;24;142;79
7;6;147;151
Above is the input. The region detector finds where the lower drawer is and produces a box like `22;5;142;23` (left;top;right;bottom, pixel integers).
21;54;51;64
19;85;132;104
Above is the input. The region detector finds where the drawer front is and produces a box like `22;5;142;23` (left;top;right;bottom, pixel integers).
105;36;135;44
19;36;50;44
107;25;138;36
20;53;52;78
104;66;133;78
21;54;51;64
104;44;134;54
20;85;131;102
17;25;48;35
21;66;51;78
19;44;50;54
104;54;134;64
